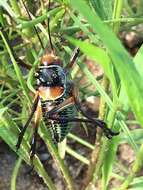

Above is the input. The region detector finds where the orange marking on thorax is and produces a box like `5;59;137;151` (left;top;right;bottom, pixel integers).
41;53;61;65
38;86;64;100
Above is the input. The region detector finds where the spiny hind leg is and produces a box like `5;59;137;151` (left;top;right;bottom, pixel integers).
72;86;119;138
47;115;114;138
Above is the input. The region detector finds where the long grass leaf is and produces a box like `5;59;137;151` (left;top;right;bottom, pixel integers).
70;0;143;126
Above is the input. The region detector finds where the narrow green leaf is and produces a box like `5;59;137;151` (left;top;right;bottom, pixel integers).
130;176;143;190
134;45;143;79
0;107;8;117
70;0;143;126
0;30;31;103
66;38;118;98
119;129;143;145
102;137;119;188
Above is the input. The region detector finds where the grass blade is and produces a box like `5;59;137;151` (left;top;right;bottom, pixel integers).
70;0;143;126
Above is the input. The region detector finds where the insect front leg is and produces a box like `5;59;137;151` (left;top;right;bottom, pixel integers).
16;93;39;150
30;104;42;160
72;86;119;139
65;47;80;70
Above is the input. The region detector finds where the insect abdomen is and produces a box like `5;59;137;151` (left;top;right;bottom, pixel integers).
54;106;76;143
41;99;77;143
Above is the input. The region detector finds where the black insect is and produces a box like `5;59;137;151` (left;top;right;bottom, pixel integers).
14;0;119;159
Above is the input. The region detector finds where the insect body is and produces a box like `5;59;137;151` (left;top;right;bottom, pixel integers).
16;0;119;160
16;51;119;159
37;55;77;143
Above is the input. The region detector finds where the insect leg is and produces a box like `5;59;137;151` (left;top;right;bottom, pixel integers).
47;115;92;124
65;47;80;69
30;105;41;160
72;86;119;138
46;116;110;138
16;94;39;150
46;97;74;116
30;127;38;160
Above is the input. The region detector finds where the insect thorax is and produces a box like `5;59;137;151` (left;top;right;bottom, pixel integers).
36;65;66;87
36;65;67;101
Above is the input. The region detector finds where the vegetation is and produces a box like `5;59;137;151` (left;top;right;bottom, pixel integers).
1;0;143;189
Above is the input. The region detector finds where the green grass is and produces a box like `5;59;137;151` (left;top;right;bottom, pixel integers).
1;0;143;190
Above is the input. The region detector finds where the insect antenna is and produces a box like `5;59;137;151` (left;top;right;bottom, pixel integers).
47;0;54;53
21;0;45;50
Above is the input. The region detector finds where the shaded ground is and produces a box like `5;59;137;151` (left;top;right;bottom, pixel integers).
0;143;47;190
0;137;136;190
0;120;96;190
